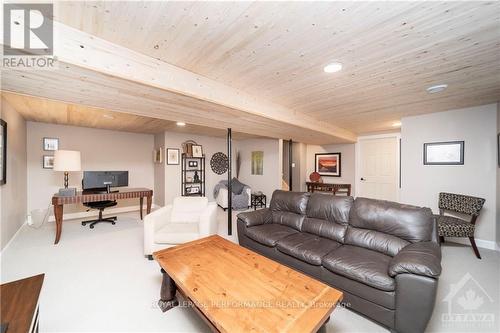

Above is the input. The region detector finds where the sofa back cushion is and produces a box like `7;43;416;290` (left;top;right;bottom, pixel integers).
171;196;208;223
349;197;434;242
269;190;310;231
306;193;353;223
302;194;354;242
344;227;410;257
270;190;310;214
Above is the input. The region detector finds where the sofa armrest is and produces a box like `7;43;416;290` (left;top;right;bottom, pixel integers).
199;202;218;237
389;242;442;278
144;205;172;256
237;208;272;227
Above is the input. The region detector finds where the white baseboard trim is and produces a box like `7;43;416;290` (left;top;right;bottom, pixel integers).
2;204;159;257
0;220;27;256
446;237;500;251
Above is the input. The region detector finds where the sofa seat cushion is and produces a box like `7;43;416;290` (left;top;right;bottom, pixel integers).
322;245;395;291
436;214;475;237
155;223;199;244
276;232;341;265
245;224;297;247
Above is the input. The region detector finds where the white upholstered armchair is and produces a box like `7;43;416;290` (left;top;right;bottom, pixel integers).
144;197;218;259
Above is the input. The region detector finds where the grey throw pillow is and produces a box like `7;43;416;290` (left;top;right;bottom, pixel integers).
231;178;245;195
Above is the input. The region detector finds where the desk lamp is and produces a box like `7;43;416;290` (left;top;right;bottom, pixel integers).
54;150;81;196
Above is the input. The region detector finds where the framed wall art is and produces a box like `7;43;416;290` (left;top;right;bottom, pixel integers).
0;119;6;185
497;133;500;167
251;151;264;175
167;148;180;165
153;148;163;164
43;137;59;151
43;155;54;169
192;145;203;158
423;141;464;165
315;153;341;177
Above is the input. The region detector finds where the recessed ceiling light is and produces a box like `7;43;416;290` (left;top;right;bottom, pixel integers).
103;114;114;119
323;62;343;73
392;121;402;127
176;121;186;127
426;84;448;94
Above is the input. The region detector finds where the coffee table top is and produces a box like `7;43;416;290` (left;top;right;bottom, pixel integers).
154;235;342;333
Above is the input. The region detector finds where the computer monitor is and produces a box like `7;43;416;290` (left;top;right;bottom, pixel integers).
82;171;129;192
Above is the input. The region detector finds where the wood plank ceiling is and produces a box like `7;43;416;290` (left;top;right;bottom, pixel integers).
53;1;500;134
1;92;259;139
1;1;499;140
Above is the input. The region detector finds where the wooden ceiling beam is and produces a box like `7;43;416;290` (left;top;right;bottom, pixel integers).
38;21;357;143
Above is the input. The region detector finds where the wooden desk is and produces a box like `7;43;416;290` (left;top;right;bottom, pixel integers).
154;236;342;333
51;188;153;244
1;274;44;333
306;182;351;196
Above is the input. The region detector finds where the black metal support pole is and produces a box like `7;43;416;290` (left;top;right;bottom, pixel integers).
288;139;293;191
227;128;232;235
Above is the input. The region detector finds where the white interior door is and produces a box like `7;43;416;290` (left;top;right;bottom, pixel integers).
358;137;399;201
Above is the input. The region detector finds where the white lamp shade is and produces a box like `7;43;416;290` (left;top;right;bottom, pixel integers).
53;150;81;172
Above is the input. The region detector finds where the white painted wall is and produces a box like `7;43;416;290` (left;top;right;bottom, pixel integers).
236;138;281;200
153;133;165;207
26;122;155;214
401;104;497;245
0;98;27;250
306;143;356;195
496;103;500;248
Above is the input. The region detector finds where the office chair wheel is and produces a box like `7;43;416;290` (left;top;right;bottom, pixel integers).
112;222;116;225
81;222;87;226
90;225;94;229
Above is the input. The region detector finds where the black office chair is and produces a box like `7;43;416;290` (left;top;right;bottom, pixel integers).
81;200;118;229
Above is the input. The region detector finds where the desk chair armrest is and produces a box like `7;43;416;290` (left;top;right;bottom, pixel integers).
144;205;172;256
199;202;218;237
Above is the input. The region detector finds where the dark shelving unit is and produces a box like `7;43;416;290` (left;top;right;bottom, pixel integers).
181;154;205;197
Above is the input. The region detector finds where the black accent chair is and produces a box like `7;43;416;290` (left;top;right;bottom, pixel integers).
81;200;117;229
436;192;486;259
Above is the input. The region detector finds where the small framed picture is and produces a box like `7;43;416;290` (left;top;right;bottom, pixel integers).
186;186;200;194
0;119;7;185
43;155;54;169
43;137;59;151
188;160;198;168
153;148;163;164
192;145;203;158
424;141;464;165
315;153;341;177
167;148;180;165
497;133;500;167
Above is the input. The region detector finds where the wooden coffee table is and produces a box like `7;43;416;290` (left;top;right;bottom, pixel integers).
153;235;342;333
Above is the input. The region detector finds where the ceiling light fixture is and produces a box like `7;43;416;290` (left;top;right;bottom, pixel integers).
176;121;186;127
426;84;448;94
323;62;343;73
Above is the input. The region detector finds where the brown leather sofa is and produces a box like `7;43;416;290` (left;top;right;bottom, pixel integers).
237;190;441;333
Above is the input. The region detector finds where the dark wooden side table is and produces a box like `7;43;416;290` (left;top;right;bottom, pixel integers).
1;274;44;333
251;193;267;210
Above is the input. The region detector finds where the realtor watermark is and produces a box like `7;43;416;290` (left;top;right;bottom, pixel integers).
441;272;496;330
2;3;56;69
